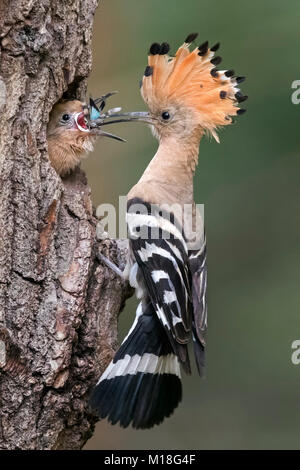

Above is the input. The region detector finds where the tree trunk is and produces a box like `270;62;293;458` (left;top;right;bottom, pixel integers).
0;0;130;450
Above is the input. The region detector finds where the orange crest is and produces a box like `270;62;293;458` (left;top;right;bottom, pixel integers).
141;34;247;141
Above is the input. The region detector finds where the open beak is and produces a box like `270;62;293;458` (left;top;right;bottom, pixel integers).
74;112;90;133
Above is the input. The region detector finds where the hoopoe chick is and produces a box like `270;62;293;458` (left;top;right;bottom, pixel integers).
47;97;124;176
90;34;247;429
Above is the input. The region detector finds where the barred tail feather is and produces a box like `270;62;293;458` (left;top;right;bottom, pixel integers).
89;301;182;429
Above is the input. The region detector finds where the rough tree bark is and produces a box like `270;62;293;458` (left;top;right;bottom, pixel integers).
0;0;130;449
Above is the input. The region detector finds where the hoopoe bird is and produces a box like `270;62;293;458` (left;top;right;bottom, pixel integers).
47;94;124;176
90;33;247;429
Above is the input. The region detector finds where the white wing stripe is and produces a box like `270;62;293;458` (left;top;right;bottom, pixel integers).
151;270;169;283
163;291;177;304
127;212;187;252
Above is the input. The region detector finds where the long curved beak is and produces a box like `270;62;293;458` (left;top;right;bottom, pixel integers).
89;111;153;128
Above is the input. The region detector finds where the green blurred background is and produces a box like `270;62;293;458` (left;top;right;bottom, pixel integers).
84;0;300;449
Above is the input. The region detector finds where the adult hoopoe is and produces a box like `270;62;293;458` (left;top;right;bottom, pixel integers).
47;94;125;176
90;33;247;429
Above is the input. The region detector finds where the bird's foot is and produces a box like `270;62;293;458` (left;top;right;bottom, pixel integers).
97;253;124;279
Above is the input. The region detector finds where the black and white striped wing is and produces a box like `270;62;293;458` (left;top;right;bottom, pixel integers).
188;238;207;375
127;199;193;355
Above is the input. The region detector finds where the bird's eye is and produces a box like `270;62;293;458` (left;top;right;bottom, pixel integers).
161;111;170;120
61;113;71;122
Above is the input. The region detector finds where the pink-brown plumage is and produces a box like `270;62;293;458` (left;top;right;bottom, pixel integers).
47;100;94;176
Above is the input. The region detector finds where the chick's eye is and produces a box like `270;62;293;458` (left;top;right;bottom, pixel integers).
161;111;170;120
61;113;71;122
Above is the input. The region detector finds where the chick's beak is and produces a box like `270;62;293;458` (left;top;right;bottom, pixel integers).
74;112;89;133
90;127;126;142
